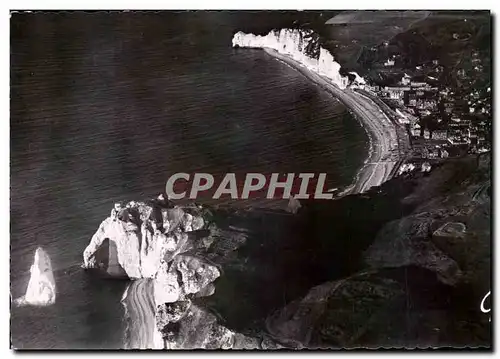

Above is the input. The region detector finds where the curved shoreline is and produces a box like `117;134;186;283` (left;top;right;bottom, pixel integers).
262;48;400;195
121;279;159;349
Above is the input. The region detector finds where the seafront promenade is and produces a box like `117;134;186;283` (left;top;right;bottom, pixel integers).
263;48;401;195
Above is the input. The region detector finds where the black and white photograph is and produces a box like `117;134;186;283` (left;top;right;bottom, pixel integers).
9;9;492;350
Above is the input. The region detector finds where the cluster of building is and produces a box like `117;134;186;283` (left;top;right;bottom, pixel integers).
412;115;490;154
350;37;490;177
365;74;440;119
362;69;490;157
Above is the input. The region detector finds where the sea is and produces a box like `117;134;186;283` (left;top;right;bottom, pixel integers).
10;12;368;349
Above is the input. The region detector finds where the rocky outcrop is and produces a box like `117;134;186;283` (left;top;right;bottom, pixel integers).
82;201;205;279
83;216;142;278
156;301;281;350
14;247;56;307
153;254;220;306
232;29;349;89
85;200;271;349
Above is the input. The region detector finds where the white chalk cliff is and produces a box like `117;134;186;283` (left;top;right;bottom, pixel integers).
14;247;56;306
82;202;205;279
232;28;349;89
83;201;230;348
84;200;278;349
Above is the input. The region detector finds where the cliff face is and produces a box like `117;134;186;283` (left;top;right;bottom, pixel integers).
84;201;271;349
232;29;349;89
14;247;56;307
83;202;205;279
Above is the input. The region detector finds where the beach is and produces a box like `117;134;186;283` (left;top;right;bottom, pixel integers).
121;279;161;349
263;48;400;195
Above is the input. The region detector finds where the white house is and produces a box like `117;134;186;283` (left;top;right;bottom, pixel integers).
411;123;421;137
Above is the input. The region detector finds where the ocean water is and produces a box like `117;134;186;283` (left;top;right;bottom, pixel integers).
10;12;368;349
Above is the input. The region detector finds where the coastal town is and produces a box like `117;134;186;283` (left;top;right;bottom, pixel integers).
234;10;491;190
349;50;491;176
10;10;491;351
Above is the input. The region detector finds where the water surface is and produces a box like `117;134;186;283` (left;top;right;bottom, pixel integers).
10;12;368;348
